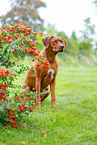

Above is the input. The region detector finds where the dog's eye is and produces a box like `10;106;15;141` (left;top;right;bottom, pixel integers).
53;40;57;45
60;40;63;43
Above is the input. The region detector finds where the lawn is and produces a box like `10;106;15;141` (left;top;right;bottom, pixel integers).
0;65;97;145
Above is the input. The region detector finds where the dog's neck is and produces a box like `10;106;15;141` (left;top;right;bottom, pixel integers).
41;48;57;64
46;53;56;64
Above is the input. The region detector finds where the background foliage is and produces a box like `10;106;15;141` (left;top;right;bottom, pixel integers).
1;0;46;32
0;0;97;66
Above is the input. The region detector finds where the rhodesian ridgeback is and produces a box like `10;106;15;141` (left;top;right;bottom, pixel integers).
22;36;67;108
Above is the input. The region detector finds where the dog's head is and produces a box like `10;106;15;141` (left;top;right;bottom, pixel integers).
42;36;67;54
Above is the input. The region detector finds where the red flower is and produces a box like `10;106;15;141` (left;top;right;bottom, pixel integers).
8;108;12;111
42;54;46;57
28;28;32;32
1;87;6;92
31;42;36;47
4;37;7;41
0;34;3;38
20;97;23;100
0;70;5;77
10;26;14;31
19;106;23;111
0;93;4;100
24;48;27;52
39;32;43;35
8;39;12;43
5;126;10;129
28;40;30;43
44;65;48;69
4;83;8;88
10;73;14;78
23;105;27;110
13;51;15;55
34;47;37;51
14;24;19;28
34;32;37;36
0;84;2;87
44;61;47;65
8;34;12;40
28;49;34;55
32;59;35;61
30;107;34;112
5;69;10;75
0;38;2;41
4;97;7;101
36;63;41;67
14;35;18;39
38;59;42;62
38;49;40;53
36;53;39;56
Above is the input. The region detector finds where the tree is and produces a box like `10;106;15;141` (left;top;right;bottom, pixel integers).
0;0;46;32
80;18;95;41
78;40;93;57
44;23;58;36
71;30;77;41
78;18;95;56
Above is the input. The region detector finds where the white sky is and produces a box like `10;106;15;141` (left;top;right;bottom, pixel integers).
0;0;97;37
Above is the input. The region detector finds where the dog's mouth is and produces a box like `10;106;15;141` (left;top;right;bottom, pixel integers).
58;48;64;53
59;49;64;52
53;49;64;54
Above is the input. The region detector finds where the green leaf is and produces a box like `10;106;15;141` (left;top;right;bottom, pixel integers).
3;45;7;49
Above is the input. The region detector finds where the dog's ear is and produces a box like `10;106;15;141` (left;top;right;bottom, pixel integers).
59;36;67;47
42;36;53;49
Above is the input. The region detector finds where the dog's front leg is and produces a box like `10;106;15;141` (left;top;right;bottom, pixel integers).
36;77;41;108
50;78;56;107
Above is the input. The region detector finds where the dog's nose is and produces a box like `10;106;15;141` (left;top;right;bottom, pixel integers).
60;45;64;49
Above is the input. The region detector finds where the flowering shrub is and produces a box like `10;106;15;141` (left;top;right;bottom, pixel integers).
0;23;48;128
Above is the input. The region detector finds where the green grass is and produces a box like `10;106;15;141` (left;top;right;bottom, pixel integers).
0;65;97;145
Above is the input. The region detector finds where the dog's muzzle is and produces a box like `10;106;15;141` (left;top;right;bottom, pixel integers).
59;45;64;52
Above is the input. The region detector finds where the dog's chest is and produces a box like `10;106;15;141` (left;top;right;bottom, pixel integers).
47;69;54;80
43;68;55;81
41;68;55;88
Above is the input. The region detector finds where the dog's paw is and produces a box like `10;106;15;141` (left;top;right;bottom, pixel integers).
52;103;56;107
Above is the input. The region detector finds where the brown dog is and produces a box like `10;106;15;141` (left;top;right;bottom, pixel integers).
22;36;67;108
